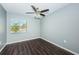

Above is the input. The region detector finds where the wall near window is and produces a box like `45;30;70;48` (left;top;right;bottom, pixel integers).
7;13;40;44
0;4;6;50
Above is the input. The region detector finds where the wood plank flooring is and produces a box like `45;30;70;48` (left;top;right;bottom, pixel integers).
0;38;73;55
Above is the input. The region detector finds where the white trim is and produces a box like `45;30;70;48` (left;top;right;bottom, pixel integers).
7;37;40;44
4;37;79;55
41;37;79;55
0;44;7;52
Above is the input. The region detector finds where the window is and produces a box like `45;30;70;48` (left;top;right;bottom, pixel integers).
10;19;27;33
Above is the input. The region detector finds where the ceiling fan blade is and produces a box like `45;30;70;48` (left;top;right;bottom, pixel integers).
40;14;45;17
40;9;49;13
31;5;37;12
26;12;34;14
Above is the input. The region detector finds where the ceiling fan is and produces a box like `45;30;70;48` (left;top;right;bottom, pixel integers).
26;5;49;17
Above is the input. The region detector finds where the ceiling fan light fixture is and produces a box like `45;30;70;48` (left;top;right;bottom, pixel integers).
26;5;49;19
34;14;43;19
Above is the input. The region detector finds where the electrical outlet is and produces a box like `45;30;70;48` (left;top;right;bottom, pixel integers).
64;40;67;43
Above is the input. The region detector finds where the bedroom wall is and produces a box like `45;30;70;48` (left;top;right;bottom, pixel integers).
0;4;6;50
41;4;79;53
7;13;40;44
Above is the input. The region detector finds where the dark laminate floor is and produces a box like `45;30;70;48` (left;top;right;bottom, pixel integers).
0;38;73;55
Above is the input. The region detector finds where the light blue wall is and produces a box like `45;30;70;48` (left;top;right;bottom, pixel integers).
41;4;79;53
0;4;6;49
7;13;40;44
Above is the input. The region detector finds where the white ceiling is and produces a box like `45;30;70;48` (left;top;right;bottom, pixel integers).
1;3;69;16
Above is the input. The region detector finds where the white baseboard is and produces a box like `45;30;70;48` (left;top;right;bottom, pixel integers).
0;37;40;53
0;44;7;53
41;37;79;55
4;37;78;55
7;37;40;45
